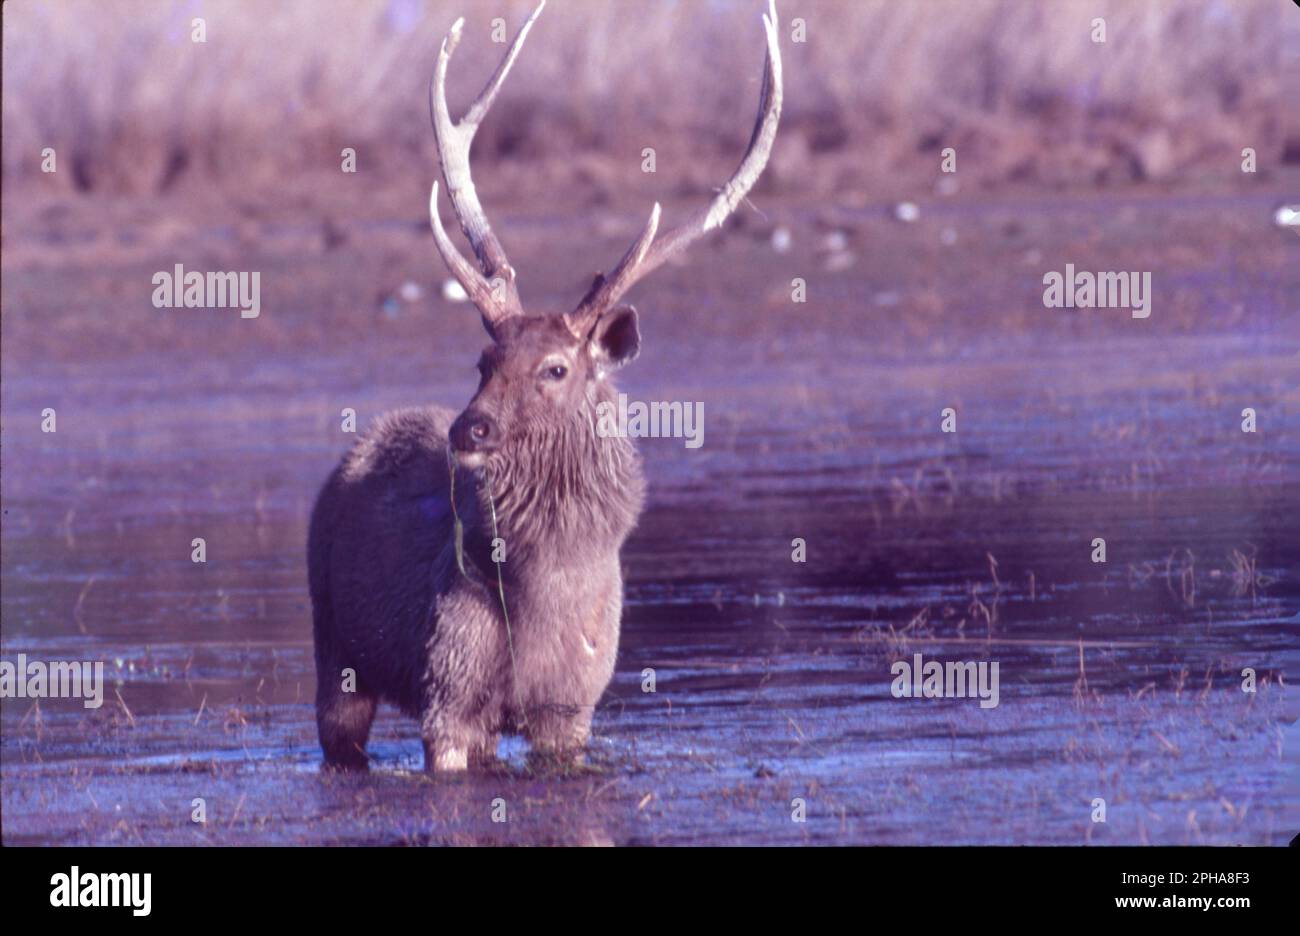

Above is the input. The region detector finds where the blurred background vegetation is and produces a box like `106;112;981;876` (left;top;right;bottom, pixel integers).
4;0;1295;198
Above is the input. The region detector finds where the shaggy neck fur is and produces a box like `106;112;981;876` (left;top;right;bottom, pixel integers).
475;380;645;574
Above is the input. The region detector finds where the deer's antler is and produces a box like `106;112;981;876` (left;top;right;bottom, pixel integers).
565;0;784;338
429;1;546;335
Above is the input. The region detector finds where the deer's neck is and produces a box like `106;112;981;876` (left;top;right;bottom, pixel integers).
477;401;645;571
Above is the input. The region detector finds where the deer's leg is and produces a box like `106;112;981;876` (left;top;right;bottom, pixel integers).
421;729;498;771
469;734;501;767
316;667;377;771
420;708;495;773
313;591;377;771
523;703;593;768
420;593;509;772
421;737;467;772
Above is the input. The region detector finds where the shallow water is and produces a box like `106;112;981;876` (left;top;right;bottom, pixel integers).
2;190;1297;844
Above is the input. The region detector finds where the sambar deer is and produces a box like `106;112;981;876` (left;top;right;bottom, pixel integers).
309;0;782;771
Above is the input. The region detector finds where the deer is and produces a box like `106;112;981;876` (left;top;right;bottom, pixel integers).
308;0;782;772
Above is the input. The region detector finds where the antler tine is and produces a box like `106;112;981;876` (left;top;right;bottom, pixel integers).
563;204;660;338
429;182;504;337
463;1;547;129
429;1;547;329
569;0;783;334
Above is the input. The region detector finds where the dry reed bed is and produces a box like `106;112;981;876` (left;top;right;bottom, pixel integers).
3;0;1293;195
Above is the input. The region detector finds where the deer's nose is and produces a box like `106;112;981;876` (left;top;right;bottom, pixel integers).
450;411;498;453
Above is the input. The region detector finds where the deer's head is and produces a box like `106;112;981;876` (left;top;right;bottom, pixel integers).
429;0;782;469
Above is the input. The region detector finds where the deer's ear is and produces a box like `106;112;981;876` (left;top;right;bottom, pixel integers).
588;305;641;370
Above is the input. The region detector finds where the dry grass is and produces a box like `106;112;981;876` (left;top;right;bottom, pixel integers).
3;0;1293;196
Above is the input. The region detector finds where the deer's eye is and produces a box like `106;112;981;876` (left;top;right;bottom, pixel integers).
544;364;568;381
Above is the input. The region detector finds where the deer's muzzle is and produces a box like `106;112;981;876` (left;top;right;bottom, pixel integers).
449;410;498;456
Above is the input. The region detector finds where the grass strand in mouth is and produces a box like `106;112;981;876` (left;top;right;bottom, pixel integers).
446;445;526;731
447;444;468;580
